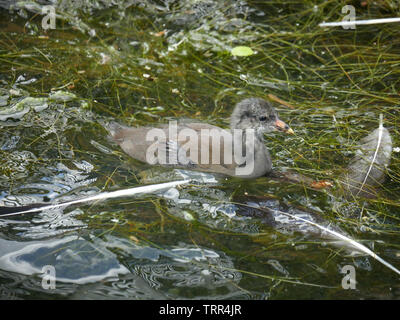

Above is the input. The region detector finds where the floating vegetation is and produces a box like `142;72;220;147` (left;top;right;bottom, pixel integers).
231;46;255;57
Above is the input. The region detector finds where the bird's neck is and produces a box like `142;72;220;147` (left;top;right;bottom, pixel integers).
231;128;272;177
231;127;266;150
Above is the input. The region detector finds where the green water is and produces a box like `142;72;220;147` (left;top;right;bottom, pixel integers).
0;0;400;299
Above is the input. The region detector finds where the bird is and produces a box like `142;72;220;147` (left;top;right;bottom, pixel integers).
107;98;294;179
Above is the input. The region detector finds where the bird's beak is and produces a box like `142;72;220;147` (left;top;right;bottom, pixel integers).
275;119;294;134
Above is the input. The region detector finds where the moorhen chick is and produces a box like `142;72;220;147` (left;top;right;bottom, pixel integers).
107;98;294;178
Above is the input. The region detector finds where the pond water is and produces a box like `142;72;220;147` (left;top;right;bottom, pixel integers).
0;0;400;299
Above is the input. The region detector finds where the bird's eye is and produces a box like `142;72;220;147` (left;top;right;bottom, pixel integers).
259;116;267;121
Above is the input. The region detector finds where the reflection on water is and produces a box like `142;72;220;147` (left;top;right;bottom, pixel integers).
0;233;245;299
0;236;129;284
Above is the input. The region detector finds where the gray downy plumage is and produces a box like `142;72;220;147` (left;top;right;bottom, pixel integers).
106;98;293;179
339;115;392;198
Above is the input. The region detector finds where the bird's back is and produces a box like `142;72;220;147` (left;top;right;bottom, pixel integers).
107;121;242;176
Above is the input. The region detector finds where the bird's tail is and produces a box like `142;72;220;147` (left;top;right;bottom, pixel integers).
102;121;127;144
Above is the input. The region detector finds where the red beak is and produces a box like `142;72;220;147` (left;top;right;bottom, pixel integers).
275;119;294;134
